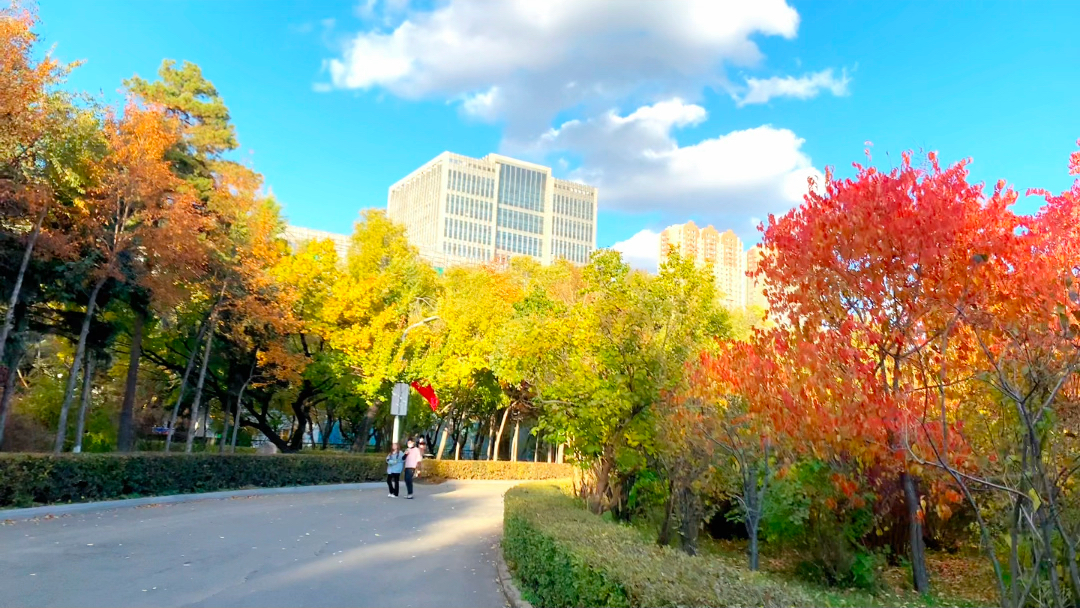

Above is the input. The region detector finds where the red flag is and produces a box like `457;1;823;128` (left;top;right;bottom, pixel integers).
410;381;439;411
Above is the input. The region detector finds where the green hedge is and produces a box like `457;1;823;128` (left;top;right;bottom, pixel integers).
0;453;573;508
503;482;813;608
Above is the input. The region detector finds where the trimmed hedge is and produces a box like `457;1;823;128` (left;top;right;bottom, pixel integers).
421;459;571;481
503;482;813;608
0;453;572;509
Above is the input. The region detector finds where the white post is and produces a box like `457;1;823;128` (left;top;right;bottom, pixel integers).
392;415;401;444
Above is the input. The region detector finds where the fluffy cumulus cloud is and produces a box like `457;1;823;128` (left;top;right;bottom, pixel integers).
326;0;800;133
611;229;661;273
735;68;851;106
529;99;822;233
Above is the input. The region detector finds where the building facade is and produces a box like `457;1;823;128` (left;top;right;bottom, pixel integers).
388;152;598;268
659;221;750;311
283;225;351;262
745;245;769;310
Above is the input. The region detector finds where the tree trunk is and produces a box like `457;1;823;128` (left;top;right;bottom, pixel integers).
353;402;379;452
677;487;701;556
165;314;210;452
185;319;217;454
117;308;145;452
511;421;520;462
591;444;616;514
470;423;484;460
493;407;511;462
487;416;496;460
287;380;317;452
436;419;451;460
534;436;541;462
547;444;553;463
230;388;247;454
55;276;106;453
658;480;676;547
454;426;464;460
72;356;96;453
202;397;211;446
0;204;46;371
902;471;931;593
320;413;333;450
0;346;23;449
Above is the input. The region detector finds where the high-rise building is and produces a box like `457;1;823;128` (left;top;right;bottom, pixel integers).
659;222;747;310
283;225;351;261
716;229;747;310
746;245;769;310
387;152;598;268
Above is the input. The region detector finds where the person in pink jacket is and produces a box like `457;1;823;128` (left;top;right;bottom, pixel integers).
403;437;424;499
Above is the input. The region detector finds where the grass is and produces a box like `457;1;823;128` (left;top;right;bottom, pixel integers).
698;537;995;607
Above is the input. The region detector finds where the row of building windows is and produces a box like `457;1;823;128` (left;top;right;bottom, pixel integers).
449;169;495;199
553;239;591;264
445;217;491;246
498;164;546;212
553;217;592;243
553;194;593;221
497;229;542;257
389;165;443;250
443;240;489;261
497;207;543;235
447;194;492;222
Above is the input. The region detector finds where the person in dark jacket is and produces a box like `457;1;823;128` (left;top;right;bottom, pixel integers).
403;438;423;499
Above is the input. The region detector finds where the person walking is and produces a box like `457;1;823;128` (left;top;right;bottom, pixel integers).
386;442;404;497
403;437;423;499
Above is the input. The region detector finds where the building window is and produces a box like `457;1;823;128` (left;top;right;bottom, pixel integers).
497;207;543;234
498;164;546;212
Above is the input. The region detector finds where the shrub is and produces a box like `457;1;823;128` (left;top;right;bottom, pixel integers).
504;482;812;608
0;453;573;508
421;459;571;481
762;459;883;590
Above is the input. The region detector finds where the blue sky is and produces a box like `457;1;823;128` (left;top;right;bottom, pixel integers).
39;0;1080;270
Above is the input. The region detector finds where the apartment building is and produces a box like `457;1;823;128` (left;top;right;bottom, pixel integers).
658;221;752;311
387;152;598;268
746;244;769;310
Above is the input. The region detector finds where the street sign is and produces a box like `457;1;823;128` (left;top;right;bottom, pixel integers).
390;382;410;416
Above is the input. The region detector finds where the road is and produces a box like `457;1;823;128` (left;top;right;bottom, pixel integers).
0;481;513;608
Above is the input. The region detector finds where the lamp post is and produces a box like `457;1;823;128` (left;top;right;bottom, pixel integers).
391;315;439;444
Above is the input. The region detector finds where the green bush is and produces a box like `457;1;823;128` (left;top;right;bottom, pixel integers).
763;459;883;590
503;482;812;608
0;453;573;508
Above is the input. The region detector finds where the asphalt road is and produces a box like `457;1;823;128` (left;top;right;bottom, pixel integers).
0;481;514;608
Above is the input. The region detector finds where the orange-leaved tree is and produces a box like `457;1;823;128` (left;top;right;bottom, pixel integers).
925;145;1080;608
758;151;1004;592
53;104;200;452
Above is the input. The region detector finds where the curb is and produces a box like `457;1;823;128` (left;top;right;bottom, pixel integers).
496;541;534;608
1;482;386;522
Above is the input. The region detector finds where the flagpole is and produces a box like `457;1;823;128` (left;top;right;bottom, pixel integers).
393;316;440;444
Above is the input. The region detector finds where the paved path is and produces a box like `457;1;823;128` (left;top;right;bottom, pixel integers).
0;481;514;608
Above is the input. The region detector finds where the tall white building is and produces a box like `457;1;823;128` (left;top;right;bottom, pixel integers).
388;152;598;268
283;225;350;261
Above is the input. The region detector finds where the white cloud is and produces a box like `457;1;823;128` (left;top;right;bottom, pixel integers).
326;0;800;134
735;68;850;106
611;229;661;273
529;99;821;238
460;86;501;121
